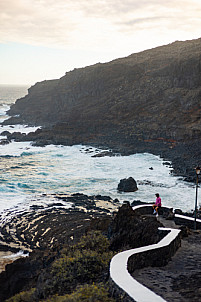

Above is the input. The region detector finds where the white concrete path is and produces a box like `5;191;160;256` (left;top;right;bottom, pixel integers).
132;203;201;225
110;204;201;301
110;227;180;302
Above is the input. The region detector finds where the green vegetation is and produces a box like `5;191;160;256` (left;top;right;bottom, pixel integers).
40;231;114;297
6;231;115;301
6;283;115;302
43;283;115;302
6;288;35;302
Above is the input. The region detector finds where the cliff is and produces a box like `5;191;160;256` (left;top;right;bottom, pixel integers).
5;38;201;180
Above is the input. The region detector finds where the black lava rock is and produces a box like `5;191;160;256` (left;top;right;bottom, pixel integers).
117;177;138;192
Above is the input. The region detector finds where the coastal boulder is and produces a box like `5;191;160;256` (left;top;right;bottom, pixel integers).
117;177;138;192
109;202;162;251
0;139;10;145
0;131;11;136
7;132;26;141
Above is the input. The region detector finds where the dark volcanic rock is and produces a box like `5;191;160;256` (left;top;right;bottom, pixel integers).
0;200;114;301
92;151;116;157
117;177;138;192
0;250;56;301
0;195;187;301
109;203;163;251
0;139;10;145
0;131;11;136
3;38;201;181
131;200;152;206
7;132;26;141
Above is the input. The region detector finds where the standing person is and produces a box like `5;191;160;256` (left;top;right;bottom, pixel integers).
153;193;161;217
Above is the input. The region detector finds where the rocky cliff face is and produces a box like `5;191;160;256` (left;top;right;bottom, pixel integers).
5;38;201;180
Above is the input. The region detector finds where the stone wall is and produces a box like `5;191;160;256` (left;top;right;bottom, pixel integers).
109;204;184;301
127;229;181;272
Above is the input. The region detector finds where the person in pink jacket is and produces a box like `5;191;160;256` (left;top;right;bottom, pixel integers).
153;193;161;217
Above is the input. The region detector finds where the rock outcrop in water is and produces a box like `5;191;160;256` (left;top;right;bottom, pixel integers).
4;38;201;181
117;177;138;192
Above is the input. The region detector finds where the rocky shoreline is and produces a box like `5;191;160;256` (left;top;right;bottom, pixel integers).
2;38;201;183
1;193;201;301
0;194;167;301
0;193;117;300
1;37;201;300
0;193;120;255
1;122;200;183
0;127;199;183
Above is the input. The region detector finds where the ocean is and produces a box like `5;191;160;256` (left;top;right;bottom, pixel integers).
0;84;198;223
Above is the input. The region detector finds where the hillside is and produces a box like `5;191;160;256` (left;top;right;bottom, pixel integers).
5;38;201;180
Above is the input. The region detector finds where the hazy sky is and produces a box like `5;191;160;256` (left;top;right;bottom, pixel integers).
0;0;201;85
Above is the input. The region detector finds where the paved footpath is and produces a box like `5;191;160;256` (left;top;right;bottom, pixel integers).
132;217;201;302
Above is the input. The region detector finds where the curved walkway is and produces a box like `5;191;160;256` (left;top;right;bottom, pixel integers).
132;230;201;302
110;227;180;302
110;204;201;302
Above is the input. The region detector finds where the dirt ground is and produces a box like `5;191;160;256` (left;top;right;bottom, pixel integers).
132;217;201;302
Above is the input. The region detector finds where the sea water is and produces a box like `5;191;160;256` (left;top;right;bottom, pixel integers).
0;85;198;222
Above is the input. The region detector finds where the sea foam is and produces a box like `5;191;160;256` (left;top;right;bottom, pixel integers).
0;85;198;218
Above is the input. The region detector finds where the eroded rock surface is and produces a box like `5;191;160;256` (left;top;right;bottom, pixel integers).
117;177;138;192
3;38;201;181
0;193;118;301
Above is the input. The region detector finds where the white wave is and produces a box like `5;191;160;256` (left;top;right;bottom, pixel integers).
0;105;11;124
0;104;10;114
0;87;196;216
0;141;60;157
0;143;198;214
0;124;40;135
2;250;29;259
0;141;33;157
